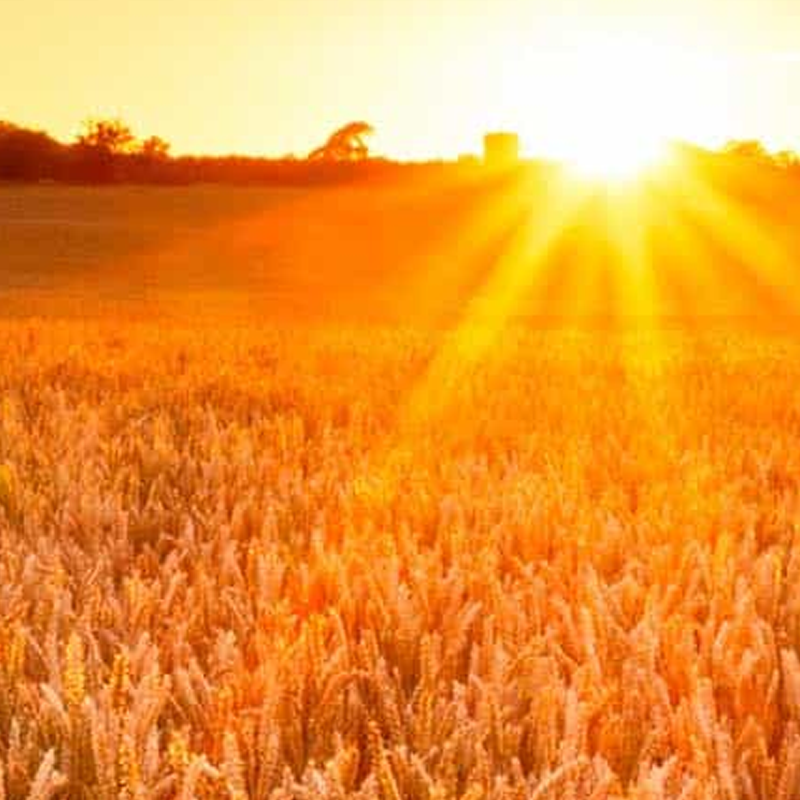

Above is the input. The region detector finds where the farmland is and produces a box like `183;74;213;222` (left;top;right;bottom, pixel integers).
0;180;500;321
1;180;800;799
3;167;800;328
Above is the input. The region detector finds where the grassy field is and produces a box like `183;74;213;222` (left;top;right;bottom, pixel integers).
0;182;493;320
1;182;800;799
3;176;800;327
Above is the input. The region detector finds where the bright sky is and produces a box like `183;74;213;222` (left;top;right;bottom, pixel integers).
2;0;800;160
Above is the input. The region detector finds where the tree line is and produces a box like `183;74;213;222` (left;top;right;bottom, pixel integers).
0;116;798;185
0;118;428;185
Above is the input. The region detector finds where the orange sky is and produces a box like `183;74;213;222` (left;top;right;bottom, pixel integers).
3;0;800;159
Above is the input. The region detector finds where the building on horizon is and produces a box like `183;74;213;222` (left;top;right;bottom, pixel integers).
483;132;520;168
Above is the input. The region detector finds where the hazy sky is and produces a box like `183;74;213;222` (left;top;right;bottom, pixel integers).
3;0;800;158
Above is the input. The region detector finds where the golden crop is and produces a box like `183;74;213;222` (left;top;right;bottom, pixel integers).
0;320;798;799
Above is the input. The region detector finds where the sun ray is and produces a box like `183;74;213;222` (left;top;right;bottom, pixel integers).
601;184;663;329
401;168;558;324
401;172;591;427
668;159;800;322
595;180;684;482
645;174;742;323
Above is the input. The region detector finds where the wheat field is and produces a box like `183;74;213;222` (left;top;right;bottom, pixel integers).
0;314;798;800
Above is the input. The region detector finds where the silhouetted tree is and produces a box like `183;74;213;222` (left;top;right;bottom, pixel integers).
0;122;64;180
774;150;799;169
73;118;138;182
76;118;137;154
723;140;769;161
138;135;171;160
308;122;374;161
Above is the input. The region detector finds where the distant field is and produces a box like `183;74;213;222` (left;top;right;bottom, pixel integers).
0;181;497;321
3;176;800;328
0;184;315;309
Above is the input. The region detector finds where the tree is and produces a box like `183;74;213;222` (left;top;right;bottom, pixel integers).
308;122;374;162
76;118;136;154
0;122;64;180
774;150;799;169
723;140;768;161
138;135;171;160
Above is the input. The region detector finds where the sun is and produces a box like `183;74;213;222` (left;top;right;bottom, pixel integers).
565;132;666;181
525;36;682;181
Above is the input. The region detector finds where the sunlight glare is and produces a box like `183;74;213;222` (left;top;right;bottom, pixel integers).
523;36;683;181
565;134;665;181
